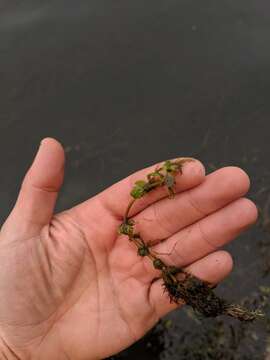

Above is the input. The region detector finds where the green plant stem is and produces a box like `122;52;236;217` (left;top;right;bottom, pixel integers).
124;199;136;222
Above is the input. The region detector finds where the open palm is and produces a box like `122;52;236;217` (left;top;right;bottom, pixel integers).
0;139;257;360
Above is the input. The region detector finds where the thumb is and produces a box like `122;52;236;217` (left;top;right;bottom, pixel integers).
5;138;65;234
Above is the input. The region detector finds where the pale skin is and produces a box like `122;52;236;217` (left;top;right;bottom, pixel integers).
0;138;258;360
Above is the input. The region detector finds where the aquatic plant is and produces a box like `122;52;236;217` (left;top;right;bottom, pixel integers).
119;159;263;321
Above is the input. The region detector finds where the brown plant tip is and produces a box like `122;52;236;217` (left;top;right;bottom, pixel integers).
224;304;265;322
163;274;264;321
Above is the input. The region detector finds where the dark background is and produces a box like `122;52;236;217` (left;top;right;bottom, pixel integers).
1;1;270;359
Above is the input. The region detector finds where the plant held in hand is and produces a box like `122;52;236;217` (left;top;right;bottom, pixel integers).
119;159;263;321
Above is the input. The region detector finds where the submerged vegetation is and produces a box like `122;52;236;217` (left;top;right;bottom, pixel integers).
118;159;263;321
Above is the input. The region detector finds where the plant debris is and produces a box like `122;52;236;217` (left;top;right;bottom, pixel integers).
119;159;264;321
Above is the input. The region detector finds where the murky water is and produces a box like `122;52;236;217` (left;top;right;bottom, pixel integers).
1;1;270;358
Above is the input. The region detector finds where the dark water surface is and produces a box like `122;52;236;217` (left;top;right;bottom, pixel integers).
1;1;270;359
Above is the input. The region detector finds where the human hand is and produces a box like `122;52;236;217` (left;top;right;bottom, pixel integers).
0;138;257;359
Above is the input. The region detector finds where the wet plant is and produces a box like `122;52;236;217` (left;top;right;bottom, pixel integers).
119;159;263;321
